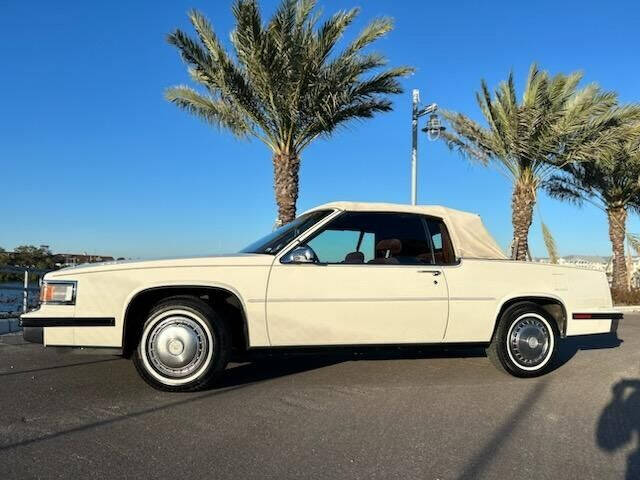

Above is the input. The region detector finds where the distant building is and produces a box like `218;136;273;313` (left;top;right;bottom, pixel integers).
534;255;640;287
54;253;115;267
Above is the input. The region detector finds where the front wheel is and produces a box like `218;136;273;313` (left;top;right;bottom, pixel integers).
487;302;558;377
133;296;230;391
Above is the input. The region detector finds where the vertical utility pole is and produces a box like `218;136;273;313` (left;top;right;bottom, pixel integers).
411;89;443;205
23;270;28;313
411;89;420;205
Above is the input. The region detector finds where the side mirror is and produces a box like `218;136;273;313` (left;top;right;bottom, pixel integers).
281;245;317;264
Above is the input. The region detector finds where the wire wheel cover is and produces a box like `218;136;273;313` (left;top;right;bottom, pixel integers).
147;316;209;378
508;316;551;367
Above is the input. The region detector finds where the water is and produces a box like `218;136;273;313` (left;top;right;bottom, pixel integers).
0;282;39;313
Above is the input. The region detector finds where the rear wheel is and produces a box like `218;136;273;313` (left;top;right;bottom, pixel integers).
133;296;230;391
487;302;558;377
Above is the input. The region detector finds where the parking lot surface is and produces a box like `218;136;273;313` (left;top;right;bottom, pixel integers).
1;316;639;479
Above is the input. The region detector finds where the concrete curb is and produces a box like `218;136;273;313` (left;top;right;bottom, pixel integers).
0;317;21;335
615;305;640;313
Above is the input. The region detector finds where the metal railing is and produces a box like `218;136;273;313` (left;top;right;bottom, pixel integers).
0;266;50;318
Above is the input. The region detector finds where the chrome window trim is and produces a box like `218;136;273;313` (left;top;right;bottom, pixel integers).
275;209;344;264
276;210;462;267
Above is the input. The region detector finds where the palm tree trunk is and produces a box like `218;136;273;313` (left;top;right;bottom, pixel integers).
273;152;300;225
511;182;536;261
607;205;628;291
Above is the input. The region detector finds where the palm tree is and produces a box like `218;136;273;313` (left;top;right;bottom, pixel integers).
546;122;640;290
166;0;412;224
441;64;622;260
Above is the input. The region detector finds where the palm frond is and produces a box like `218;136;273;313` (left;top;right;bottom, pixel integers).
341;17;394;58
294;0;316;28
626;233;640;257
544;116;640;212
167;0;410;155
315;8;359;62
439;111;494;165
541;221;559;264
544;172;589;206
442;62;640;205
165;86;253;138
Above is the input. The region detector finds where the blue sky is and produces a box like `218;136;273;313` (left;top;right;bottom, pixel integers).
2;0;639;259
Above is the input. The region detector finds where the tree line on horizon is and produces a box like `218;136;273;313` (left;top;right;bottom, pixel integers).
0;246;126;283
166;0;640;292
0;245;57;282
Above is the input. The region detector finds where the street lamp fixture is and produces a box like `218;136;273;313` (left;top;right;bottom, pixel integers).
423;113;446;141
411;89;445;205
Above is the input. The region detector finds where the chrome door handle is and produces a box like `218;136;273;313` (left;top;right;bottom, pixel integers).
418;270;441;276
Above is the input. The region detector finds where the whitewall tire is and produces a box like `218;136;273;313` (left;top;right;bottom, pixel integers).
487;302;558;377
133;296;230;391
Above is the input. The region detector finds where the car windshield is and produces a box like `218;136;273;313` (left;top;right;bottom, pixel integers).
240;210;333;255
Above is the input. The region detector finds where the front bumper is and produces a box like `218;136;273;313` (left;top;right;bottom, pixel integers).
20;317;115;327
19;316;116;344
23;327;43;344
19;311;121;354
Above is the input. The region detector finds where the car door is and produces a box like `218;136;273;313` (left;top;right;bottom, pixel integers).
265;211;450;346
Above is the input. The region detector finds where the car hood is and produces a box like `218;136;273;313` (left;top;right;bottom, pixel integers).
47;253;275;277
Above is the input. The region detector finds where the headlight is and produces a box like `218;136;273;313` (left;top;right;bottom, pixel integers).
40;281;76;305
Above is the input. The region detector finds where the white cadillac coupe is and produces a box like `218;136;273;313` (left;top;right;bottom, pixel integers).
21;202;621;391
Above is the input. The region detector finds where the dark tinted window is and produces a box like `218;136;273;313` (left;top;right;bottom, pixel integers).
425;217;456;264
306;212;432;265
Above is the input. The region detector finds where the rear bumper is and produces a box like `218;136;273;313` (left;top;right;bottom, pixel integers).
567;311;623;336
610;318;621;334
572;312;624;320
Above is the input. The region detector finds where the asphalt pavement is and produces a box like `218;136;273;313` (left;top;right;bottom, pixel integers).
1;316;639;480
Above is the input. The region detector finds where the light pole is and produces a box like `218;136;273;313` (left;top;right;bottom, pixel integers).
410;89;445;205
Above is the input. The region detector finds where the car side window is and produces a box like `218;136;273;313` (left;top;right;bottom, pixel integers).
308;230;375;263
304;212;433;265
425;217;456;264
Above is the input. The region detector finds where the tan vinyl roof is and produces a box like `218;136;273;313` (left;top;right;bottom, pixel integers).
305;201;507;260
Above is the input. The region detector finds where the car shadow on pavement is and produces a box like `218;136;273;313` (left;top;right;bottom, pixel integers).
0;358;122;377
215;335;622;390
597;379;640;480
214;356;346;389
549;332;622;373
1;339;625;456
213;345;488;390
